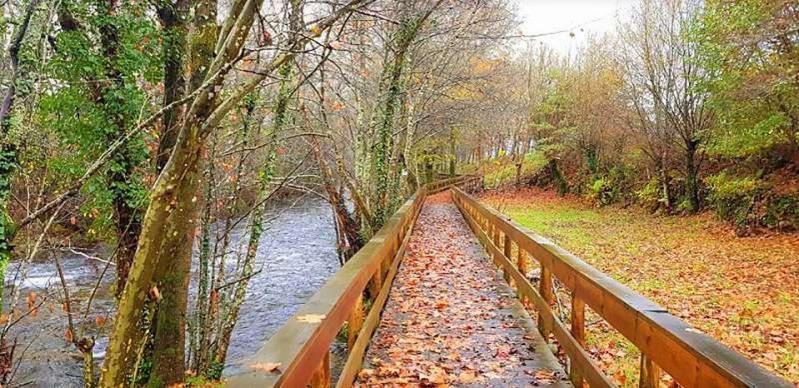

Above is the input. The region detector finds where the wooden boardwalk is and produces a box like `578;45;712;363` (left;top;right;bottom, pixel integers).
356;193;571;387
227;177;791;388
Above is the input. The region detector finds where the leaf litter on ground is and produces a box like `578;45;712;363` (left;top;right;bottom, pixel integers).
356;191;568;387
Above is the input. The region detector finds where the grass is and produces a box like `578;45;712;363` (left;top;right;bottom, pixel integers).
481;188;799;385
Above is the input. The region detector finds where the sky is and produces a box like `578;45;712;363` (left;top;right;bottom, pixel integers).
510;0;636;55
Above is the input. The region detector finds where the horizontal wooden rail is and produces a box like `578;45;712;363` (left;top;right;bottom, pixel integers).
451;187;791;388
226;175;481;387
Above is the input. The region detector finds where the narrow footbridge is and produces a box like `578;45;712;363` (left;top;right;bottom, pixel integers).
228;176;791;387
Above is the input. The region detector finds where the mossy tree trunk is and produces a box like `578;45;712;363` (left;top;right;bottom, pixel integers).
147;0;220;384
370;0;441;227
0;0;39;313
685;139;701;212
156;0;189;172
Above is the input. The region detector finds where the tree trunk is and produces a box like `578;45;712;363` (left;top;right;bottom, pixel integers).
147;0;219;384
190;132;217;374
215;0;304;362
91;1;146;300
658;157;672;211
310;137;363;262
685;140;700;213
156;0;189;172
0;0;40;313
371;2;440;226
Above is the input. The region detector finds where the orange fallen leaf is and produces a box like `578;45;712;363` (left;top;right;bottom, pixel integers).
534;369;555;384
458;370;481;383
613;370;627;385
149;286;162;301
250;362;281;373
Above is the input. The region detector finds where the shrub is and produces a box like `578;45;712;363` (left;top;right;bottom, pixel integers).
635;178;662;210
586;166;628;206
706;173;762;227
588;177;610;205
763;195;799;231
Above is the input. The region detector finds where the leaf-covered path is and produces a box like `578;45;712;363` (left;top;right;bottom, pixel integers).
356;192;570;387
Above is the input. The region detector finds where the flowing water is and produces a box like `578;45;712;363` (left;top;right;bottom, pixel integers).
2;197;340;387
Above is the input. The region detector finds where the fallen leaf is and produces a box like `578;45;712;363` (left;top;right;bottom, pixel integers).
534;369;555;384
458;370;481;383
250;362;281;373
297;314;326;323
149;286;161;301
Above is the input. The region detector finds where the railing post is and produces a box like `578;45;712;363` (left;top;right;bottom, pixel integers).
538;265;554;337
309;351;331;388
516;249;529;300
503;234;512;284
503;234;512;258
570;294;586;386
348;294;364;350
369;267;383;298
517;249;529;276
639;354;661;388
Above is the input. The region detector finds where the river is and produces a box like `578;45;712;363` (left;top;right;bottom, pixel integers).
2;197;340;387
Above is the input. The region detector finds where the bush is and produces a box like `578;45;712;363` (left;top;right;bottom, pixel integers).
586;166;628;206
588;177;611;205
762;195;799;231
635;178;662;210
483;160;516;189
482;149;555;190
706;173;762;227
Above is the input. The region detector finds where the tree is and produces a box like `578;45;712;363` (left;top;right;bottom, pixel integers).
101;1;372;385
0;0;40;313
619;0;714;212
696;0;798;164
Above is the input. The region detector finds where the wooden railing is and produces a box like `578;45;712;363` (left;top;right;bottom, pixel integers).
451;187;791;388
226;175;481;387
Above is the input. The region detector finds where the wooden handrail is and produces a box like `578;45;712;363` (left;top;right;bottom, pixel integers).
226;175;481;387
450;187;792;388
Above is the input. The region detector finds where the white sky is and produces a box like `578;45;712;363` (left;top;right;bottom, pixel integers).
510;0;636;55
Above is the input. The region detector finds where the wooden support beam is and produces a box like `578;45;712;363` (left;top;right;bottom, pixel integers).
368;268;382;299
503;234;512;284
310;351;331;388
516;250;528;301
570;295;586;386
640;354;661;388
517;249;529;276
347;294;364;350
538;266;553;337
